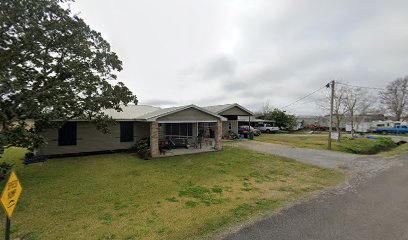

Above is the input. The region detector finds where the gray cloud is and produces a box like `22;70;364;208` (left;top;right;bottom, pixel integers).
71;0;408;115
140;99;178;107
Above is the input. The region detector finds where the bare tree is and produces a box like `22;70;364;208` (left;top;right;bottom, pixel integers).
380;77;408;121
261;100;273;115
344;87;372;136
332;86;348;141
319;85;348;142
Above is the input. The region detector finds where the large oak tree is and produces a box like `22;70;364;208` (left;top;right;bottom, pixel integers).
0;0;137;153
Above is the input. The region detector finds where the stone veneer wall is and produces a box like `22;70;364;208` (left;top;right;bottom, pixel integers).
214;120;223;150
150;122;160;158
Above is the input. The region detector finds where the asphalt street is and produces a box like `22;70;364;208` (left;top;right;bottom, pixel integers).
222;142;408;240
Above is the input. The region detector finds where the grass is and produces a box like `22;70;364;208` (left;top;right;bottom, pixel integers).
255;134;398;155
379;143;408;157
255;134;333;150
0;147;344;240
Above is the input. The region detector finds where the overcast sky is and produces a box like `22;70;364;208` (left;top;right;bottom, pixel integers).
71;0;408;115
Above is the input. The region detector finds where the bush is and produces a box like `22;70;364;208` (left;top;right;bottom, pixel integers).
0;161;14;181
338;137;396;155
132;138;151;159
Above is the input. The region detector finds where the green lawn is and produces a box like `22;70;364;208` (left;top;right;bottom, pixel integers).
255;134;398;155
0;147;343;240
255;134;333;150
379;143;408;157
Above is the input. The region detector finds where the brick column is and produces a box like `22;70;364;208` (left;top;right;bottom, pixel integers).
214;120;223;150
150;122;160;158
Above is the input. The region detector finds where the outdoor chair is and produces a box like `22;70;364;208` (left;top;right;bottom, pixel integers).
159;140;167;155
168;138;188;149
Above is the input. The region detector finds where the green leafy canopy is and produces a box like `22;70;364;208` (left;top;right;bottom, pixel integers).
0;0;137;151
265;109;297;130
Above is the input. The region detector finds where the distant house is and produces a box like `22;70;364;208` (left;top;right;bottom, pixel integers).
296;115;329;128
36;103;252;158
237;116;275;127
297;113;386;131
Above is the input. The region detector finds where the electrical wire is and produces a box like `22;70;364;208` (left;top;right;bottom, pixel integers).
281;81;385;111
336;82;385;90
281;84;328;109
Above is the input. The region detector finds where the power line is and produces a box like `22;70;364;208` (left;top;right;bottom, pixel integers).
281;81;385;111
281;84;328;109
336;82;385;90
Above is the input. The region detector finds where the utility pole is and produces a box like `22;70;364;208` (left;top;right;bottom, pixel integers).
328;80;335;150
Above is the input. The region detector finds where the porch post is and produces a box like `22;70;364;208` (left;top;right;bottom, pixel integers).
150;122;160;158
214;120;223;150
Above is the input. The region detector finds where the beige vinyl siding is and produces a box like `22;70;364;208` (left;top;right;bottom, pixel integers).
156;108;219;122
222;120;238;135
37;121;149;156
134;122;150;140
219;106;250;116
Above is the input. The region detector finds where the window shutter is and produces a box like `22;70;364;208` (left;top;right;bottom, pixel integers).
120;122;134;142
58;122;77;146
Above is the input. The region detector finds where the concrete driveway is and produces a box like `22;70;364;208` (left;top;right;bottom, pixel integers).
221;141;407;240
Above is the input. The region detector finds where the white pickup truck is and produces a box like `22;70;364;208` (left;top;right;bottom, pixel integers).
257;124;279;133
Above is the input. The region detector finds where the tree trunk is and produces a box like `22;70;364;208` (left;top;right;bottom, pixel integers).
336;116;341;143
350;110;354;137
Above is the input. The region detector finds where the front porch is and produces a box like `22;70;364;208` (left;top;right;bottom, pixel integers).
144;105;225;158
152;122;221;157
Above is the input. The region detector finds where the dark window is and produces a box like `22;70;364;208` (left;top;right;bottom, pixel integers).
58;122;77;146
171;123;179;135
165;123;192;136
120;122;134;142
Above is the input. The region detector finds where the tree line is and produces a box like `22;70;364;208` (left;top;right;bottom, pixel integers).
327;77;407;137
258;77;408;135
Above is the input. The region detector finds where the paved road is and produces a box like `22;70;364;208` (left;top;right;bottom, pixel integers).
222;141;408;240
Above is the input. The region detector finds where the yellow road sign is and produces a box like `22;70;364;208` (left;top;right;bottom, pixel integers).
1;172;22;218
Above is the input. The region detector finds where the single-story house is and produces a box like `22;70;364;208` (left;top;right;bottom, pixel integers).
36;103;253;158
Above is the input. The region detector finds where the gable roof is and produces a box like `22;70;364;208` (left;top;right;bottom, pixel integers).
139;104;227;121
103;104;226;121
203;103;253;116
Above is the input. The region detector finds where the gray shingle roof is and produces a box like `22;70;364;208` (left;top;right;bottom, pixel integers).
103;104;227;121
203;104;234;114
137;106;184;120
103;105;160;120
203;103;253;115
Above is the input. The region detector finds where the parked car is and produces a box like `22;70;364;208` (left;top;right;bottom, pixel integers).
239;126;261;136
375;125;408;134
257;124;279;133
308;124;328;131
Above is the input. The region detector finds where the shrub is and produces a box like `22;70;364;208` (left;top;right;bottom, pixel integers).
338;137;396;154
132;138;151;159
0;162;13;181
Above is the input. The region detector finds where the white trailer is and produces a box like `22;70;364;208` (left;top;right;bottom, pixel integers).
345;122;373;133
